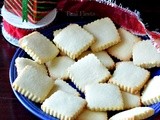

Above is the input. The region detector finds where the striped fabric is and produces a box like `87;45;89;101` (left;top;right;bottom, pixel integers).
4;0;57;23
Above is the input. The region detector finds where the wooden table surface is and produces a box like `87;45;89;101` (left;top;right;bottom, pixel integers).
0;0;160;119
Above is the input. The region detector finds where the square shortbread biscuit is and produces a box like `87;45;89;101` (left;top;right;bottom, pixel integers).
141;76;160;105
133;40;160;68
85;83;124;111
46;56;75;80
12;65;54;103
107;28;140;61
109;107;154;120
77;51;92;60
41;90;86;120
68;54;111;92
47;79;79;97
83;17;120;52
94;51;115;70
53;24;95;59
77;51;115;70
19;31;59;64
77;109;108;120
121;91;141;109
53;29;66;56
53;29;62;37
77;51;115;69
15;57;47;75
109;62;150;94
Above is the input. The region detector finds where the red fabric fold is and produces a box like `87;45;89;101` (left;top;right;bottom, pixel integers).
3;19;34;39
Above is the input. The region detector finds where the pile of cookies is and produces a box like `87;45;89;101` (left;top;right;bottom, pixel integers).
12;17;160;120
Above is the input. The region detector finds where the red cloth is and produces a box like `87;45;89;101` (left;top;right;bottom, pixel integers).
3;19;34;39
